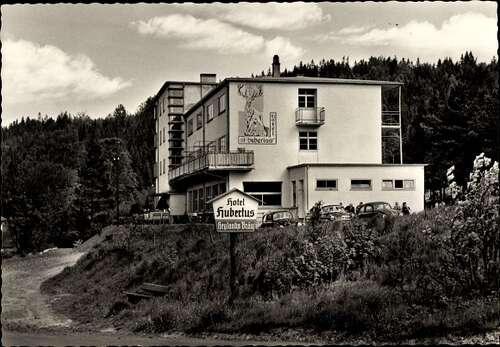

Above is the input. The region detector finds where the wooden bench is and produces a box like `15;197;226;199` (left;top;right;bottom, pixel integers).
123;282;169;304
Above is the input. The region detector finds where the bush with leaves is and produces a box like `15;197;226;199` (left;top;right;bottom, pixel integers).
444;153;499;294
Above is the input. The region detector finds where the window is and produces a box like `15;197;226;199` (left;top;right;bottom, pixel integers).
299;131;317;150
382;180;393;189
207;141;217;152
351;179;372;190
382;179;415;191
187;118;194;136
219;182;226;194
298;88;316;108
198;188;204;212
196;113;202;130
162;159;166;175
292;181;297;207
218;136;227;152
207;104;214;122
162;127;166;143
188;191;193;212
316;179;338;190
218;95;226;114
193;189;198;212
205;186;212;210
243;181;282;206
404;180;415;189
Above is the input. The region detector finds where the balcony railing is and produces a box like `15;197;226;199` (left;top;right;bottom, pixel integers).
295;107;325;126
382;110;400;127
169;151;254;181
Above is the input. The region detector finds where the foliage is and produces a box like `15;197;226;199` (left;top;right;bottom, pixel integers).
1;101;154;252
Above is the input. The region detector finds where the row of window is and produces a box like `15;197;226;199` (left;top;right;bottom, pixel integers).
187;94;226;136
314;179;415;191
188;182;227;213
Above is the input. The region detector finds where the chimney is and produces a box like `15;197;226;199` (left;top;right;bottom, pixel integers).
272;55;281;77
200;73;216;84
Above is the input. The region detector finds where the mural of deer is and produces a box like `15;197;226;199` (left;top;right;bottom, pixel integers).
238;84;270;137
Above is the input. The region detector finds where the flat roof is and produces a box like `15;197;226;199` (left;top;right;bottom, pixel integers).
153;80;218;102
183;76;403;118
227;76;403;86
287;163;427;169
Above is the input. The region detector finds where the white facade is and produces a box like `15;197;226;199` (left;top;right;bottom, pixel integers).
162;75;425;219
154;76;217;198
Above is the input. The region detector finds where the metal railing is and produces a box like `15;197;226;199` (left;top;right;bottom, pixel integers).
295;107;325;125
382;110;400;126
169;151;254;181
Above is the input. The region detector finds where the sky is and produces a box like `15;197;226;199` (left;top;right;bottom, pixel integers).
1;2;498;125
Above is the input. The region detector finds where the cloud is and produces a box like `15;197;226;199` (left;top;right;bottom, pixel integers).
217;3;329;31
132;14;304;60
338;25;370;35
2;39;131;104
338;12;497;62
132;14;265;54
174;2;329;31
265;36;305;63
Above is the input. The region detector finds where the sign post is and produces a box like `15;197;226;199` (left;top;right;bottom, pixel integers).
208;188;260;305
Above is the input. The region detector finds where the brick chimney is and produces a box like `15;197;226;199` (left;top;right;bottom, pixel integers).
272;55;281;77
200;73;216;84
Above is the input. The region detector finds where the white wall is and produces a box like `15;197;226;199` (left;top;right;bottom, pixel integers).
306;165;425;213
228;81;383;208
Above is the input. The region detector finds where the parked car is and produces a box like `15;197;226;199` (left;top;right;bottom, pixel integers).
259;210;298;228
355;201;400;232
305;204;352;222
356;201;400;218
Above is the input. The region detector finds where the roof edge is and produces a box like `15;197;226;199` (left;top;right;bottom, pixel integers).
288;163;428;169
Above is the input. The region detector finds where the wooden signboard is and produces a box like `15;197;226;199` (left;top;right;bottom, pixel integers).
209;188;260;233
208;188;260;305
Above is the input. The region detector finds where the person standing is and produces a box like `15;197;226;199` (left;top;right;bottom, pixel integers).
356;202;363;214
394;202;401;211
402;202;411;215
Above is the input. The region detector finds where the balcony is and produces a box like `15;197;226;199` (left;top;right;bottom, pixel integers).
295;107;325;126
382;110;400;127
169;151;254;182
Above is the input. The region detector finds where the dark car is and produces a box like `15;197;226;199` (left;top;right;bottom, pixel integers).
259;210;298;228
355;201;400;231
305;204;352;223
356;201;400;218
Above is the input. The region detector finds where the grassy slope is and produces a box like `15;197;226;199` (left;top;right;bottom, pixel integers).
41;222;499;341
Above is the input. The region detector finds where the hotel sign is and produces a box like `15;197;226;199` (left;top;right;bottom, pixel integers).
209;188;260;233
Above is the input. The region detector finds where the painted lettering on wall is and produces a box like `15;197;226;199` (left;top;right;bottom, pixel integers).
237;83;277;145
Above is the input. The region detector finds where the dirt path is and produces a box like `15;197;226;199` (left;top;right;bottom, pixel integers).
1;248;84;331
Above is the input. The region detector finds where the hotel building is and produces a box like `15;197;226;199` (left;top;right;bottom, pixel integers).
154;56;425;220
